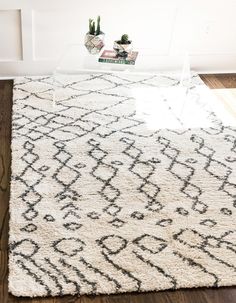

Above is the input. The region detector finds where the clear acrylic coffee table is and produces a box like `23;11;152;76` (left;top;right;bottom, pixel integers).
53;43;183;75
53;43;191;97
52;44;229;130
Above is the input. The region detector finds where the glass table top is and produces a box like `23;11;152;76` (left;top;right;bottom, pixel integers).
54;44;182;75
52;44;236;130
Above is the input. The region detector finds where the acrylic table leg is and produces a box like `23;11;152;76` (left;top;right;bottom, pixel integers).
52;74;56;107
179;87;189;119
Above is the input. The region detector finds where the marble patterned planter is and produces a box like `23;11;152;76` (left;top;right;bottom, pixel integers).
113;40;133;57
84;32;105;54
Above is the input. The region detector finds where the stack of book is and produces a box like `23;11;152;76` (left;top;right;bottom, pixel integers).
99;50;138;65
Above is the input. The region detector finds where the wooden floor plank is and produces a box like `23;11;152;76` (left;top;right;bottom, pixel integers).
1;75;236;303
200;74;236;89
214;74;236;88
0;80;13;303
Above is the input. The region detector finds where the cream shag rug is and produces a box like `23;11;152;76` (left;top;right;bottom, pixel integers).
9;73;236;297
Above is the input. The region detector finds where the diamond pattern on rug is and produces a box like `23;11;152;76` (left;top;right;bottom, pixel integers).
9;73;236;297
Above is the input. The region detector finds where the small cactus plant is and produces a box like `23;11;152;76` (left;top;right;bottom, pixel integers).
85;15;105;54
120;34;130;45
89;19;95;35
96;16;101;36
114;34;133;57
89;16;102;36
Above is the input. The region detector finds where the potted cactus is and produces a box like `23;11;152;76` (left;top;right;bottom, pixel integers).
85;16;105;54
113;34;133;57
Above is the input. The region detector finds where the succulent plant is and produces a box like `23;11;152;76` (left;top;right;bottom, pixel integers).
89;16;102;36
89;19;95;35
96;16;101;36
120;34;130;45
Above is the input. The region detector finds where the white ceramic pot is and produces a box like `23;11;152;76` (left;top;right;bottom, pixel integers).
113;40;133;57
84;32;105;54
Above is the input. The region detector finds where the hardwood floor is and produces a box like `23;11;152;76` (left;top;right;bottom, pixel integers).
1;75;236;303
0;80;12;303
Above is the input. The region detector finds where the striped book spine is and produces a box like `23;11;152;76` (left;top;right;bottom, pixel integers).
98;58;135;65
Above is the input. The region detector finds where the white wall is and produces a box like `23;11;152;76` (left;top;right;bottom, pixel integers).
1;0;236;77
